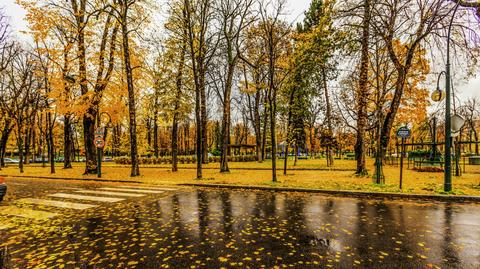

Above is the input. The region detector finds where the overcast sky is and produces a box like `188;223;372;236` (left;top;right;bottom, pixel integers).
1;0;479;100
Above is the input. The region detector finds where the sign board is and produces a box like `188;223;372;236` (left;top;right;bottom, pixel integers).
396;127;411;139
95;138;105;148
95;127;105;137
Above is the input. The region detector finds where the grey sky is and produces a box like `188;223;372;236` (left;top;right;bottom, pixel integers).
1;0;478;99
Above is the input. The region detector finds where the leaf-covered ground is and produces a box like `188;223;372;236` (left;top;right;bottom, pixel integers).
3;158;480;196
1;186;479;268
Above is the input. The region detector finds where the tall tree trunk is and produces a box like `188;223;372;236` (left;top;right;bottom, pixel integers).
220;62;235;173
269;90;277;182
380;69;408;158
195;85;203;179
355;0;371;176
24;127;31;165
268;41;277;182
153;114;159;158
283;87;295;175
47;112;55;174
17;126;24;173
309;127;315;158
83;108;97;174
254;89;262;162
64;114;73;169
172;44;186;173
0;121;12;168
473;127;479;155
146;119;152;149
201;75;208;164
71;0;97;174
120;4;140;177
294;143;298;166
261;93;269;162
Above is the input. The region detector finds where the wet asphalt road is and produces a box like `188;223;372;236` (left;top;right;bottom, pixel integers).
0;178;479;269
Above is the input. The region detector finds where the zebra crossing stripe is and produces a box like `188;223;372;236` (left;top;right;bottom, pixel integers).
75;190;144;197
0;206;58;220
18;198;97;210
48;193;124;203
116;186;178;191
99;187;165;194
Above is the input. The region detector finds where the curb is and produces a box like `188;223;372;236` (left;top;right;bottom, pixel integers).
179;183;480;203
1;175;142;184
106;166;356;172
19;164;356;172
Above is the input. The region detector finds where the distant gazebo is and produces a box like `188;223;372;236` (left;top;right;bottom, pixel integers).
227;144;256;156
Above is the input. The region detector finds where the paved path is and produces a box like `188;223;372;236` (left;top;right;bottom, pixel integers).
0;177;478;269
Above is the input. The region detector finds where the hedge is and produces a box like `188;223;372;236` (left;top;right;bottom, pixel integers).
114;155;258;165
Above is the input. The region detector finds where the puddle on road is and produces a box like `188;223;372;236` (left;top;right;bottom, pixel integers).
2;189;479;268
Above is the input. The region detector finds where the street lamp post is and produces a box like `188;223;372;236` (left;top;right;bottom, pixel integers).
443;2;461;192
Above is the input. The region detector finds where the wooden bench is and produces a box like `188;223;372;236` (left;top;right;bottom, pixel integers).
413;160;444;169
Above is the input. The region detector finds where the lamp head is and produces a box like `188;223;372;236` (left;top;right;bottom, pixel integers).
431;89;445;102
451;114;465;133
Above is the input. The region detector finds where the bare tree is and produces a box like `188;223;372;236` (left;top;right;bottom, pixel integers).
0;47;43;173
217;0;255;172
355;0;371;176
258;0;290;182
183;0;218;179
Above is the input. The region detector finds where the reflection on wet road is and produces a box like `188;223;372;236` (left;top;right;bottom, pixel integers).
2;188;479;268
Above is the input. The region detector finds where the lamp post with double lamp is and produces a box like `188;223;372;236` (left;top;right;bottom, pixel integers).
434;1;464;192
444;3;457;192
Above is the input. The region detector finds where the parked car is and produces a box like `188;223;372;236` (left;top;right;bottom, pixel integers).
0;176;6;202
33;157;48;163
103;157;114;162
4;158;19;164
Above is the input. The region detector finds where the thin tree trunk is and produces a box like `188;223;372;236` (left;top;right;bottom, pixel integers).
17;127;24;173
261;93;269;162
47;112;55;174
172;44;186;172
153;114;159;158
120;5;140;177
322;67;333;166
294;144;298;166
201;78;208;164
24;127;31;165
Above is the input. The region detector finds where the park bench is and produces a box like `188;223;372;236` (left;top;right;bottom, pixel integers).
469;156;480;165
413;159;444;169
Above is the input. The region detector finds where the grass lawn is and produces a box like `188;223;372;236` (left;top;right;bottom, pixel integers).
2;158;480;196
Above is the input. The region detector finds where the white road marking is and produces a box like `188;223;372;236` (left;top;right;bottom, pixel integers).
75;190;144;197
48;193;124;203
117;186;178;191
0;206;58;220
18;198;97;210
99;187;165;194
